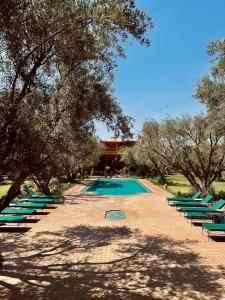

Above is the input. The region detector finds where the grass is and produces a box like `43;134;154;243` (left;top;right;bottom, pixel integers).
0;175;92;200
61;182;75;191
149;173;225;197
0;180;75;199
2;173;225;199
165;174;192;196
0;180;12;198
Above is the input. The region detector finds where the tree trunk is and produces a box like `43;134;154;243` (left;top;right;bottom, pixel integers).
151;160;166;184
0;174;27;210
183;173;202;194
81;168;85;180
201;179;212;196
33;176;51;195
39;183;51;195
67;171;77;183
35;181;51;195
216;171;223;182
158;172;166;184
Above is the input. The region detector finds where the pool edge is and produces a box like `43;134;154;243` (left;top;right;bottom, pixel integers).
81;178;152;196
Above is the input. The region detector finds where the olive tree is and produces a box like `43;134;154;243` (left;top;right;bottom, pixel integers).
195;39;225;110
66;137;103;181
0;0;153;209
142;115;225;194
120;143;163;178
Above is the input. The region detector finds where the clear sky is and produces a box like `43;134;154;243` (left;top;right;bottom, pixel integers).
96;0;225;140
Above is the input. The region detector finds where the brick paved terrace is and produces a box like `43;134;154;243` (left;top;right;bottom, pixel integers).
1;179;225;299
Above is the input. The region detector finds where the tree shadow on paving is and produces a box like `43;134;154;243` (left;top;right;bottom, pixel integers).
0;225;224;300
0;227;31;234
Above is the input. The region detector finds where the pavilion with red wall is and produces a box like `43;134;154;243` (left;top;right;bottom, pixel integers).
96;139;137;173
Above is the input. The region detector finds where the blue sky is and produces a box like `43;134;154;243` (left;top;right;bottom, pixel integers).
96;0;225;139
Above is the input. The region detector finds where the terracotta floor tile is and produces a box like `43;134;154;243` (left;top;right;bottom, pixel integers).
0;179;225;299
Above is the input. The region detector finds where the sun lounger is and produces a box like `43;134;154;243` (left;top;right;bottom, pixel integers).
186;211;225;226
10;200;46;209
179;199;225;213
0;215;27;226
26;188;61;199
170;194;213;207
202;223;225;240
186;212;212;220
185;212;213;225
167;191;201;202
18;197;54;204
1;208;36;215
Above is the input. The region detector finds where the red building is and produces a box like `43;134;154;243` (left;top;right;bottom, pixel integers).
96;139;137;173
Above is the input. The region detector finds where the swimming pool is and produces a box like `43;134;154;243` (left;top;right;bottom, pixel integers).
82;178;151;196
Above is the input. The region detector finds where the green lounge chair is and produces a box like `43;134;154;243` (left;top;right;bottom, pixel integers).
10;200;46;209
202;223;225;240
203;223;225;231
170;194;213;207
27;198;54;204
186;212;214;226
18;197;54;204
186;212;212;220
167;191;201;202
1;208;36;215
26;188;61;199
179;199;225;213
0;215;27;226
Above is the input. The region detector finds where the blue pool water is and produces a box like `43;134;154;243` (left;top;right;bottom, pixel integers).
105;210;126;220
82;178;151;196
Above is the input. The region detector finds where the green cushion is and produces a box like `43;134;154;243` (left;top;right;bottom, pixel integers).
27;189;35;195
19;195;28;199
171;194;213;207
32;195;60;199
203;223;225;231
20;198;54;203
168;197;194;202
186;212;211;219
212;199;225;210
0;215;26;222
180;207;216;212
11;199;21;204
171;201;206;207
30;198;54;203
1;208;35;215
11;202;46;208
180;199;225;212
27;189;60;198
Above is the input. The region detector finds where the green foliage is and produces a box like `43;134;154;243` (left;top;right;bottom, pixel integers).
47;178;63;195
166;174;192;187
61;182;74;191
120;144;148;177
0;181;11;198
193;39;225;193
0;0;153;206
195;39;225;112
120;144;140;166
143;115;225;194
213;190;225;201
150;173;225;197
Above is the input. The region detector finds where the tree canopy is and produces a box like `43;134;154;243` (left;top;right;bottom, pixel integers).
127;115;225;194
195;39;225;110
0;0;153;208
